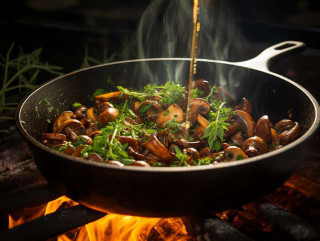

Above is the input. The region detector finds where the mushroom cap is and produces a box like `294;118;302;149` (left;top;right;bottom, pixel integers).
98;107;119;126
189;98;211;126
224;146;248;161
194;79;211;96
86;107;98;123
233;110;255;139
41;133;67;142
56;119;85;135
74;106;87;119
279;122;300;145
53;111;75;133
156;104;185;128
97;102;114;113
131;161;150;167
274;119;294;133
241;136;268;157
255;115;272;143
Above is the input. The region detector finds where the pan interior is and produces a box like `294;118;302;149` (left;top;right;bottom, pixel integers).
19;59;315;142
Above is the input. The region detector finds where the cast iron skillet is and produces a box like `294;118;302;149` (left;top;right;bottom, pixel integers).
16;41;320;217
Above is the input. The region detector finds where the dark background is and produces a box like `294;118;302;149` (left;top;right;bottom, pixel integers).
1;0;320;100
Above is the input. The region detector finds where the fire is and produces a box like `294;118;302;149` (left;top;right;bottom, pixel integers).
8;196;188;241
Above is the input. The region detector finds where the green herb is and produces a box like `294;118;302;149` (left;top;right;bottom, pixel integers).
0;43;62;133
164;119;181;134
72;102;82;109
191;88;204;99
236;155;245;160
139;103;153;114
117;81;185;105
173;146;188;166
197;157;212;165
203;102;231;150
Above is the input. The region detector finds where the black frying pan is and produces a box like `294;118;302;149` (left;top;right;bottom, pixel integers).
16;41;320;217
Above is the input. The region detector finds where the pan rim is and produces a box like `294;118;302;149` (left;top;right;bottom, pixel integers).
16;57;320;173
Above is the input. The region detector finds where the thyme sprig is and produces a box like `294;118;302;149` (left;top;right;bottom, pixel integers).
203;101;232;151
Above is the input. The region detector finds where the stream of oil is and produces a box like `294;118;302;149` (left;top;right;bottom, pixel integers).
185;0;201;138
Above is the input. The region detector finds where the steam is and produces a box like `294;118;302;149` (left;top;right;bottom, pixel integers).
132;0;248;92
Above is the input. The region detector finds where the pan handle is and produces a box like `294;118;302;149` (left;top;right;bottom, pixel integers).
236;41;306;72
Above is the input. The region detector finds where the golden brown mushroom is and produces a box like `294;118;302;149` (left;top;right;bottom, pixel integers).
97;102;114;113
74;105;87;119
194;79;211;96
86;107;99;123
52;111;75;133
224;146;248;161
143;135;176;165
225;110;255;139
189;98;211;126
279;122;300;145
156;104;185;128
274;119;294;133
98;107;119;126
271;128;280;147
241;136;268;157
255;115;272;143
94;91;128;102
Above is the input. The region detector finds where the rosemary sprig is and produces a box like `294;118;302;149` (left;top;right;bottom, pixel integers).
0;43;63;133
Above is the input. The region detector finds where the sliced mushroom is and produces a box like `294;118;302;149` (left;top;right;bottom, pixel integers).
189;98;211;126
98;107;119;126
143;135;176;165
225;110;255;139
94;91;128;102
241;136;268;157
194;125;206;140
57;119;85;135
279;122;300;145
255;115;272;143
86;107;99;123
139;99;163;122
206;151;225;163
274;119;294;133
41;133;67;142
79;118;90;128
196;114;210;129
156;104;185;128
52;111;75;133
224;146;248;161
234;98;252;114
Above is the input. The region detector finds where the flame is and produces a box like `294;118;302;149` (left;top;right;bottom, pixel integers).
9;196;188;241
